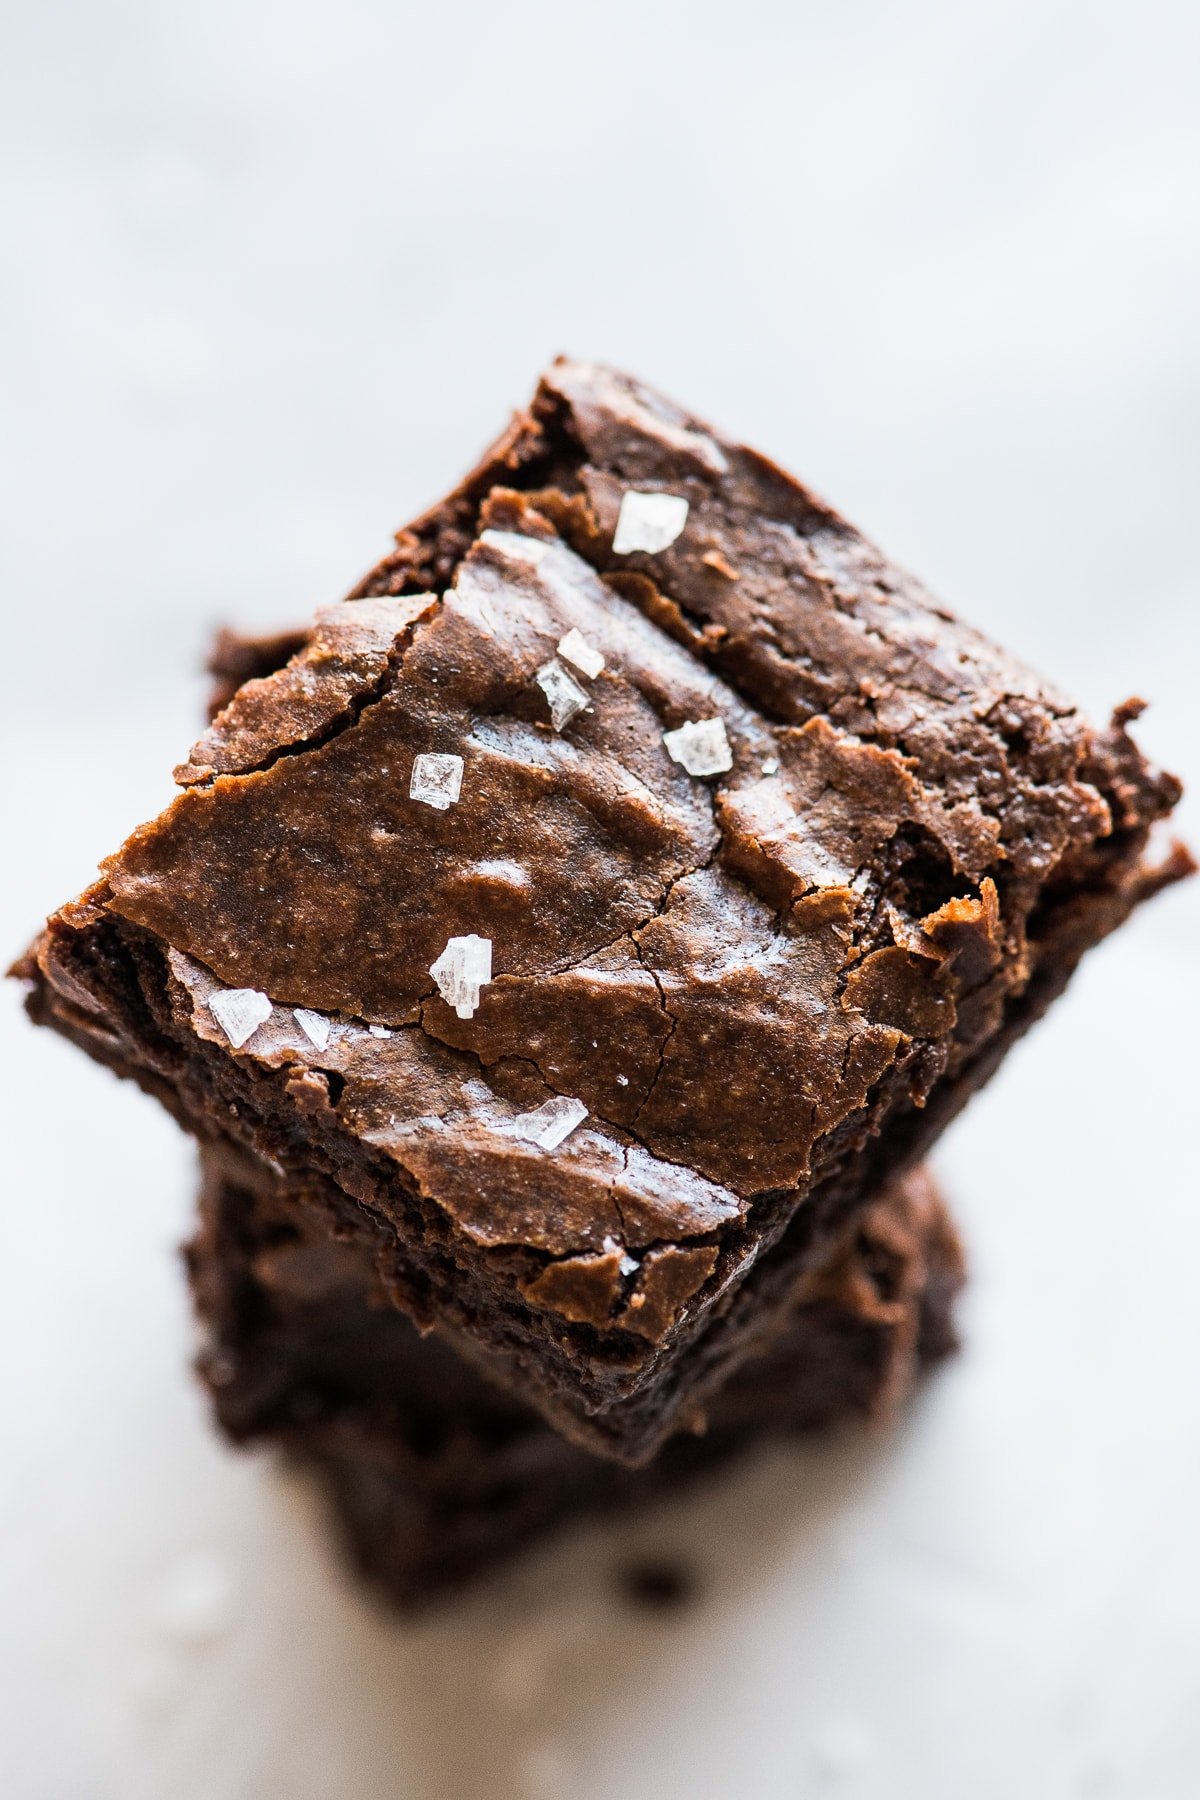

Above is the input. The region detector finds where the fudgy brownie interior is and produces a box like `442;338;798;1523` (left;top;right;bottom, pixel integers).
189;1146;964;1606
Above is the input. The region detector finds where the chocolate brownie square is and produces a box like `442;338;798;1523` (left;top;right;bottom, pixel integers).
188;1147;963;1608
16;360;1188;1461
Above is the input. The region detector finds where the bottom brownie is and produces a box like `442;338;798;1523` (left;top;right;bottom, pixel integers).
187;1148;964;1608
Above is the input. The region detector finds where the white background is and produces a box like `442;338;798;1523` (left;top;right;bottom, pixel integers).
1;3;1198;1795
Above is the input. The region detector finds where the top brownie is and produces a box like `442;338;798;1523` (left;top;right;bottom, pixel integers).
18;359;1188;1463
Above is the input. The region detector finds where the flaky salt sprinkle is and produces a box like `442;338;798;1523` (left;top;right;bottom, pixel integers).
556;628;605;679
293;1007;331;1050
368;1023;392;1038
612;490;689;555
761;756;780;776
535;659;591;731
208;987;272;1049
410;751;464;811
603;1234;640;1277
663;716;733;778
512;1095;588;1151
429;934;492;1019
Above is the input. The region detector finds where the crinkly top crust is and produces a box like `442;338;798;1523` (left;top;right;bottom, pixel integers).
83;359;1179;1339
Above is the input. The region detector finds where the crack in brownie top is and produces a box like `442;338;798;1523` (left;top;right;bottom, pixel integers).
55;358;1183;1339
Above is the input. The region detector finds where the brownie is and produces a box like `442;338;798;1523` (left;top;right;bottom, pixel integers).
15;359;1189;1463
188;1146;964;1608
203;624;311;720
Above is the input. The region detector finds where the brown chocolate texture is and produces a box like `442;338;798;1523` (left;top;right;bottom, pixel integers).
189;1148;964;1608
16;359;1190;1462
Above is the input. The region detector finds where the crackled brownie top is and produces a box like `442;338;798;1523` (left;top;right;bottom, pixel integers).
59;359;1182;1344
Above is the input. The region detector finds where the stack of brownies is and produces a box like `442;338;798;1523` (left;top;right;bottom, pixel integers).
16;360;1188;1606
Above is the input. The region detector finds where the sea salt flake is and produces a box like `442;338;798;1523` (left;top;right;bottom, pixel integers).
601;1235;641;1276
556;628;605;679
535;659;591;730
429;934;492;1019
761;756;780;776
612;490;689;555
368;1024;392;1038
410;751;464;811
616;1073;629;1086
663;716;733;778
512;1095;588;1151
208;987;272;1049
292;1007;331;1050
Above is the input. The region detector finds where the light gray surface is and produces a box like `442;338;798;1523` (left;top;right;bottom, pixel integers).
1;2;1198;1795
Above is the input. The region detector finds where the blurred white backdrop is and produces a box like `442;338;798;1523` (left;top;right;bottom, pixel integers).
1;3;1197;1796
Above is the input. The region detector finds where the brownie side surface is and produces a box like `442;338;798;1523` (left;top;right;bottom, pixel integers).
188;1148;963;1607
16;360;1189;1461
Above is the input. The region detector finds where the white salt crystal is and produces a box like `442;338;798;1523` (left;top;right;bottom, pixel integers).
616;1073;629;1086
512;1094;588;1151
410;751;464;811
535;659;591;731
663;716;733;777
368;1024;391;1038
612;490;689;555
603;1235;641;1277
761;756;780;776
429;934;492;1019
292;1007;331;1050
556;627;605;679
208;987;272;1049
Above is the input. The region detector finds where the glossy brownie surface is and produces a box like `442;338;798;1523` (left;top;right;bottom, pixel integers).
17;360;1188;1459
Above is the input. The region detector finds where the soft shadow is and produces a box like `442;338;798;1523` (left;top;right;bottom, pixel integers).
251;1413;916;1800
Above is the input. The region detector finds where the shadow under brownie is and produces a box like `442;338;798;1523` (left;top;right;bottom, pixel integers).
188;1147;964;1608
16;359;1189;1462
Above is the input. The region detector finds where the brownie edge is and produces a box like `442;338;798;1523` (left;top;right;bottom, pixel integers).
188;1147;965;1609
15;358;1191;1462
